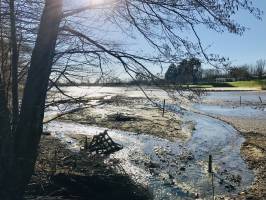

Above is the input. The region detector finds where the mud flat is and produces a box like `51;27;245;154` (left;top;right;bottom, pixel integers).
46;93;190;141
44;86;256;199
26;135;152;200
195;91;266;199
44;115;253;200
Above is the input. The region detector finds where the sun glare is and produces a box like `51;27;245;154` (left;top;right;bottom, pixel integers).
89;0;106;6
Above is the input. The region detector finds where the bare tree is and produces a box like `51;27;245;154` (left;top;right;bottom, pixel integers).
0;1;62;199
0;0;263;199
9;0;19;129
256;59;266;79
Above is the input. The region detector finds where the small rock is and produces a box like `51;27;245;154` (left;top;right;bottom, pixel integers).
225;184;235;192
170;163;176;168
194;193;200;198
147;161;160;169
159;172;170;181
42;131;51;136
187;155;194;160
246;195;255;200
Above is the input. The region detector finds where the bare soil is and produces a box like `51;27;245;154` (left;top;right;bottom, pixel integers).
25;135;152;200
59;96;190;141
44;88;265;199
199;99;266;199
218;117;266;199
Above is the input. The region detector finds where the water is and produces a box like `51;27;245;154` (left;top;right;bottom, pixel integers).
194;104;266;119
44;107;254;199
44;87;262;199
204;91;266;103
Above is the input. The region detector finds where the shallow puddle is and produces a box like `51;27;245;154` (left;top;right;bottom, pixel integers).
194;104;266;119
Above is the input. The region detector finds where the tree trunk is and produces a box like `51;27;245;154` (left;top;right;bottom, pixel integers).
0;0;12;109
0;0;63;199
0;75;13;199
9;0;19;130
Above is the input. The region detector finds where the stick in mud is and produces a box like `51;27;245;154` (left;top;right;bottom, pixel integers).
259;96;262;104
208;155;215;199
162;99;166;117
84;136;88;150
211;172;215;200
208;155;213;173
240;96;242;106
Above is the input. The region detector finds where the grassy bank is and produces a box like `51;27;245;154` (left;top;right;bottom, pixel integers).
192;80;266;90
229;80;266;89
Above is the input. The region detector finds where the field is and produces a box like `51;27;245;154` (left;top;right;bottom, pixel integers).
192;79;266;90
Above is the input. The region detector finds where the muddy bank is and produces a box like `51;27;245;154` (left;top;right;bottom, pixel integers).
201;91;266;107
196;91;266;199
25;135;152;200
54;96;191;141
43;87;258;199
215;117;266;199
44;112;254;199
240;132;266;199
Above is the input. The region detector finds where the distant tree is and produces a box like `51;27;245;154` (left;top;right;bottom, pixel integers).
109;77;122;85
135;72;146;83
229;66;250;80
165;58;201;83
165;63;178;83
247;64;256;76
187;58;202;83
202;69;220;81
255;59;265;79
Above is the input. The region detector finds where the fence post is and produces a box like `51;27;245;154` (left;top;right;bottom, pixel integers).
259;96;262;104
162;99;166;117
208;155;212;173
208;154;214;199
211;172;215;200
84;136;88;150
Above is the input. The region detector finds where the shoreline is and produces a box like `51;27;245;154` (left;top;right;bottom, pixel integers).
215;116;265;199
204;88;262;91
44;87;266;199
195;98;266;199
44;114;253;199
55;96;192;141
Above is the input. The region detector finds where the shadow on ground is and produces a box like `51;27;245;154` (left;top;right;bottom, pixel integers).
25;135;152;200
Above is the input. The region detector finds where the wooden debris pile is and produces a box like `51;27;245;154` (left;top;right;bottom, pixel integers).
87;130;123;155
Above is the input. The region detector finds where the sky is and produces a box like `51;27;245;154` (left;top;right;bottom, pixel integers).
112;0;266;69
65;0;266;80
196;0;266;66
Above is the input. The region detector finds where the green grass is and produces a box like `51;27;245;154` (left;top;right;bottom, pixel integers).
190;82;234;88
192;79;266;89
228;80;266;88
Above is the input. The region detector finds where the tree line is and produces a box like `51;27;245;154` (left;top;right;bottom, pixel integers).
164;58;265;84
202;59;266;82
